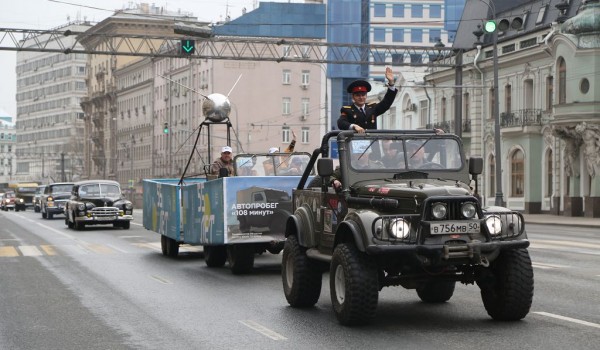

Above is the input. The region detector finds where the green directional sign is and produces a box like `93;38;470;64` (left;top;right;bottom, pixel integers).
180;39;195;55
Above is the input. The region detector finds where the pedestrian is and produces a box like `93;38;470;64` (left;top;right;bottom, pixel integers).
210;146;234;176
337;66;397;133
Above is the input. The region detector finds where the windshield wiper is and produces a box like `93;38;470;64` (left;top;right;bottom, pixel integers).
359;139;377;160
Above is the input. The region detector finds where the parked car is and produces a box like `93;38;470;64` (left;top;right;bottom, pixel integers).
64;180;133;230
33;185;46;213
1;192;18;211
40;182;74;219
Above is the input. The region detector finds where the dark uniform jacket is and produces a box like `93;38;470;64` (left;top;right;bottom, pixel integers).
337;87;398;130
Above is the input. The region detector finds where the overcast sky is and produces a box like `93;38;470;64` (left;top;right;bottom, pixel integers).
0;0;273;118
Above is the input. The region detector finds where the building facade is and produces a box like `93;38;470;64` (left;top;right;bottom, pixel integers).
0;114;16;188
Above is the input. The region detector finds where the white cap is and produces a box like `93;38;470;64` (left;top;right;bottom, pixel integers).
221;146;233;153
268;147;279;154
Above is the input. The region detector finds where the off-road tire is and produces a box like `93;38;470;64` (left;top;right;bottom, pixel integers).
227;244;255;274
204;245;227;267
330;243;379;326
479;248;534;321
282;235;322;307
416;280;456;303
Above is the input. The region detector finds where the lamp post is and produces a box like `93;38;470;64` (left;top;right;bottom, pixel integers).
309;63;329;138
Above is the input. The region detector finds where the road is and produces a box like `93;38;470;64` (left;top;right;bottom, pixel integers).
1;210;598;349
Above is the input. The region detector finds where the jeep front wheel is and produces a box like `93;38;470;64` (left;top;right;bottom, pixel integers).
282;235;322;307
416;280;456;303
330;243;379;326
479;248;534;321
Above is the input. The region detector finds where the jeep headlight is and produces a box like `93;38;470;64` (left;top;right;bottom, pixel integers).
485;215;502;236
461;202;477;219
431;203;447;220
388;219;410;239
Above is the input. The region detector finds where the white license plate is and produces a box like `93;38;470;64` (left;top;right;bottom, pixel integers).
430;221;480;234
96;216;116;221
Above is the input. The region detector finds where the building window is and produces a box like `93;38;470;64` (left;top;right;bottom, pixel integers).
412;4;423;18
282;45;291;57
524;79;534;110
511;149;524;197
441;97;447;121
393;4;404;17
546;149;553;197
558;57;566;104
420;100;428;126
489;155;495;197
429;29;441;43
505;84;512;113
301;98;309;116
410;54;422;64
282;70;291;84
374;3;386;17
282;127;290;143
489;88;495;119
374;28;386;42
282;97;291;115
374;51;386;64
546;76;554;111
392;28;404;42
430;4;441;18
301;70;310;86
392;54;404;64
411;29;423;43
301;127;309;144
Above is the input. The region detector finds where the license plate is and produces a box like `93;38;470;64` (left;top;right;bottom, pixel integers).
430;221;480;234
96;216;116;221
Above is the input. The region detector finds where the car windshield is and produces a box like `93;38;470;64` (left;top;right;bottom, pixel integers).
235;153;312;176
79;184;121;197
348;136;463;172
16;187;37;193
50;184;73;193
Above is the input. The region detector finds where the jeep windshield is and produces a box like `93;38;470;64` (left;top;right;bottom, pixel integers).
348;136;464;172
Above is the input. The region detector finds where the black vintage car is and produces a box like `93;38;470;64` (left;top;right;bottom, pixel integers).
40;182;74;219
64;180;133;230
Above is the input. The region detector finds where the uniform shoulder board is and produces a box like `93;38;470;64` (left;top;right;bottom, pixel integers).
367;102;376;106
342;105;352;109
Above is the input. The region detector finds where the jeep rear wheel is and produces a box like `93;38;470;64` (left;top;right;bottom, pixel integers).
282;235;322;307
330;243;379;326
204;245;227;267
416;280;456;303
479;248;534;321
227;244;255;274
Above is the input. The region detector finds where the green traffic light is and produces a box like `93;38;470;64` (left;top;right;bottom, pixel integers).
484;20;497;33
180;39;195;55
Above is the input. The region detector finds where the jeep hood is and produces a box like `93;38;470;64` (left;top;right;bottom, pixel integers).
354;179;471;198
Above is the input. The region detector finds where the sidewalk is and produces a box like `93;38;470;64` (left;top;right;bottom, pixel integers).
522;213;600;228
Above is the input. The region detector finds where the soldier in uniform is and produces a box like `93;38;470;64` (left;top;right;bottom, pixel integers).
337;67;398;133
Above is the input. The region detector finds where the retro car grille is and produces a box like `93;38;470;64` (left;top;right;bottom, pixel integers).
90;207;119;217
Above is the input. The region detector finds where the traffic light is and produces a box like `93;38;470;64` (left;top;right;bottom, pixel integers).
163;122;169;134
484;17;523;33
180;39;195;55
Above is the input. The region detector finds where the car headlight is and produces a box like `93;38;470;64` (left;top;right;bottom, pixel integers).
506;213;523;235
19;199;24;203
48;196;53;201
125;203;133;210
431;203;447;220
388;219;410;239
461;202;477;219
485;215;502;236
77;204;85;211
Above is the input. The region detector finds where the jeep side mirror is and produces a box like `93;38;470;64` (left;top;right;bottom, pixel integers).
317;158;334;177
469;157;483;176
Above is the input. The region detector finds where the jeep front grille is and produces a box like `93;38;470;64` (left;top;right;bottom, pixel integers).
90;207;119;217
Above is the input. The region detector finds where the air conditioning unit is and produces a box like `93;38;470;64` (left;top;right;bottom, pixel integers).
300;115;307;121
300;84;308;90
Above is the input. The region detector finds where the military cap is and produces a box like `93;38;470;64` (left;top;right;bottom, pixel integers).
346;80;372;94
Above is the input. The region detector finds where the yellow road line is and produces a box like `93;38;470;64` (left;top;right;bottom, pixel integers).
84;243;115;254
0;246;19;257
40;245;57;256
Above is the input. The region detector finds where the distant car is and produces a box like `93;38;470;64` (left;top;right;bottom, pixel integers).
1;192;17;211
14;183;39;211
64;180;133;230
40;183;74;219
33;185;46;213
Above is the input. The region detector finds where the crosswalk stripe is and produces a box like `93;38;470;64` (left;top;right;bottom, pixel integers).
18;245;43;256
40;245;57;256
0;246;19;257
84;243;115;254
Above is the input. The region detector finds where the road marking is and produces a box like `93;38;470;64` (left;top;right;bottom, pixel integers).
0;239;20;241
534;312;600;329
239;320;287;341
40;245;57;256
105;243;130;253
150;275;172;284
0;246;19;257
84;243;115;254
119;235;144;239
531;262;568;270
18;245;43;256
35;222;76;240
531;240;600;249
132;222;143;227
133;242;162;252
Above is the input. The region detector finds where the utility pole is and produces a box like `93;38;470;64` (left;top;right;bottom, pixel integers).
130;134;135;189
492;30;504;206
61;153;66;182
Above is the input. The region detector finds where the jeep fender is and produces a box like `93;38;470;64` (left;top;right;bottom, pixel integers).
286;205;315;247
334;220;366;252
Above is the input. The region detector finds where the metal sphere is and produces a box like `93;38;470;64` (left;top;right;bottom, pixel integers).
202;93;231;122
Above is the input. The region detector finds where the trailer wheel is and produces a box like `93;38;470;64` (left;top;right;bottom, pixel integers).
227;244;255;274
164;236;179;258
160;236;168;256
204;246;227;267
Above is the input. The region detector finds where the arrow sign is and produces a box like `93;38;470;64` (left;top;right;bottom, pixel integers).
180;39;195;55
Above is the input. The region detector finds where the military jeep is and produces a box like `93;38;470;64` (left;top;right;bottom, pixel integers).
282;130;533;326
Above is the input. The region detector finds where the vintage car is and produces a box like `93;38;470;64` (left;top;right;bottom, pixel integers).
40;182;74;219
1;192;21;211
33;185;46;213
14;183;39;211
282;130;533;325
64;180;133;230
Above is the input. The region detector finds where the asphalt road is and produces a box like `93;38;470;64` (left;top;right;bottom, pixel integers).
1;210;598;350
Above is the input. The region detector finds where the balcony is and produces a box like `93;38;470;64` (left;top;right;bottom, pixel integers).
500;109;542;128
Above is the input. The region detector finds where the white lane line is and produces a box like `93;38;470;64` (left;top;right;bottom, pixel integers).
150;275;172;284
534;312;600;329
132;222;143;226
18;245;43;256
36;222;76;240
239;320;287;341
105;243;130;253
119;236;144;239
531;262;568;270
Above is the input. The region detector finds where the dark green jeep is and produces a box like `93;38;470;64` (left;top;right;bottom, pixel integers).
282;130;533;326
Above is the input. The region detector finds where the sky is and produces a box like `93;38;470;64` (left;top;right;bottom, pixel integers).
0;0;277;119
